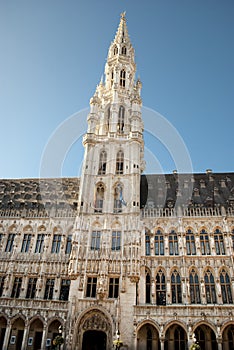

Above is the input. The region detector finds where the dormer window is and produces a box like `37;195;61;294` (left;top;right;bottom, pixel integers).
120;69;126;87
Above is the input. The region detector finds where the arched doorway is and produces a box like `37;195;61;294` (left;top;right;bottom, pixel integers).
222;325;234;350
137;323;161;350
75;309;112;350
9;317;25;350
82;330;106;350
194;324;218;350
47;319;62;350
164;324;187;350
28;318;43;350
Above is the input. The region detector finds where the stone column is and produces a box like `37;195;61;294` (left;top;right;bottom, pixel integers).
2;321;11;350
41;324;48;350
218;340;222;350
21;324;29;350
159;338;164;350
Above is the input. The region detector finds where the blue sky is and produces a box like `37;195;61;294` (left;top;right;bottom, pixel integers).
0;0;233;179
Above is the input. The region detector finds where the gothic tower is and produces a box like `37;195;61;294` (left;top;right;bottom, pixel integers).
68;13;144;349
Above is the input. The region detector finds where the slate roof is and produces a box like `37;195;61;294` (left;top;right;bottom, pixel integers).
0;178;79;216
0;172;233;217
141;172;234;210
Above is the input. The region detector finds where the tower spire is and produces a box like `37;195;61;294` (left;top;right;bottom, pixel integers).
113;11;131;45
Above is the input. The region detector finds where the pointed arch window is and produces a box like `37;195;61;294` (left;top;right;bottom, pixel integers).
116;150;124;174
200;229;211;255
107;106;111;131
94;183;104;213
111;231;121;251
171;269;182;304
111;70;114;87
0;275;5;297
231;229;234;250
117;106;125;133
214;229;225;255
186;229;196;255
145;233;150;256
169;230;179;255
113;45;118;55
204;269;217;303
121;46;127;55
145;270;151;304
154;229;164;255
189;268;201;304
98;151;107;175
156;269;166;305
220;269;233;304
120;69;126;87
113;183;124;213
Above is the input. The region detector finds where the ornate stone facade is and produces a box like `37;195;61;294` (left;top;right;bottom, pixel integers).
0;13;234;350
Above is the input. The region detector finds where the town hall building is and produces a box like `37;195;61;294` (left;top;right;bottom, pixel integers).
0;13;234;350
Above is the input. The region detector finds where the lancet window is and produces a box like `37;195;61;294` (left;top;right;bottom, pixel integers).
204;269;217;304
186;229;196;255
169;230;179;255
189;268;201;304
154;229;164;255
117;106;125;133
94;183;104;213
214;228;225;255
98;151;107;175
220;269;233;304
120;69;126;87
171;269;182;304
200;229;211;255
156;269;166;305
116;150;124;174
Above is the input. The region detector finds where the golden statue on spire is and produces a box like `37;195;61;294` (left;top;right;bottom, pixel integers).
120;11;126;20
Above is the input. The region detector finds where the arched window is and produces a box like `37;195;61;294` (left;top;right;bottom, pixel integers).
107;107;111;131
189;268;201;304
113;45;118;55
146;270;151;304
111;70;114;87
98;151;107;175
154;230;164;255
220;269;233;304
121;46;127;55
171;269;182;304
156;269;166;305
145;233;150;256
204;269;216;304
200;229;211;255
120;69;126;87
116;150;124;174
94;183;104;213
117;106;125;133
231;229;234;250
113;183;124;213
214;229;225;255
186;229;196;255
169;230;178;255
